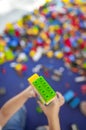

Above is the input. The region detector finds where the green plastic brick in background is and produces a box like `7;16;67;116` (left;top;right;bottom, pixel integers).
32;76;56;104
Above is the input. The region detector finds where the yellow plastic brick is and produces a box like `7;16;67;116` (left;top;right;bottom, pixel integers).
28;73;39;84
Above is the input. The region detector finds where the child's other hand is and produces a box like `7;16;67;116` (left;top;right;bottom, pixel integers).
26;85;36;98
37;92;65;119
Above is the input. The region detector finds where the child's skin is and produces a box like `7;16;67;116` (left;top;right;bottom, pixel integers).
0;85;64;130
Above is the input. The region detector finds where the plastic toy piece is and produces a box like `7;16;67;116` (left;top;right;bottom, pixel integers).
81;85;86;94
75;76;86;82
14;63;27;76
28;74;56;105
36;126;48;130
64;90;75;103
28;73;39;84
32;64;42;73
70;123;79;130
5;49;15;61
36;106;42;113
0;87;6;96
69;97;80;109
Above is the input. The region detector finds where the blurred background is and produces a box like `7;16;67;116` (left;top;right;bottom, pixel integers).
0;0;86;130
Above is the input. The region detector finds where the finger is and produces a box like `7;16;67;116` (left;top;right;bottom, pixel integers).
32;89;38;97
56;92;65;106
56;92;63;98
29;85;33;88
60;98;65;106
29;86;37;96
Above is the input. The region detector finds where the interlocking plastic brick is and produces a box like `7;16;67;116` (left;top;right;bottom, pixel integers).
28;73;39;84
69;97;80;108
28;74;56;105
64;90;75;103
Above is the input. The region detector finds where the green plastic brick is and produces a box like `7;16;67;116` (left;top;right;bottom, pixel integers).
32;76;56;105
36;106;42;113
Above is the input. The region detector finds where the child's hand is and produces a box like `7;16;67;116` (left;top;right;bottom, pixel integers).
37;92;65;119
25;85;36;98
